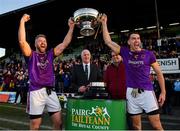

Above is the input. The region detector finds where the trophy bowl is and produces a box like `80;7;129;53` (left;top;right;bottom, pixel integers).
73;8;100;36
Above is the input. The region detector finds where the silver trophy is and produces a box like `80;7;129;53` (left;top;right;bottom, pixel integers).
73;8;101;36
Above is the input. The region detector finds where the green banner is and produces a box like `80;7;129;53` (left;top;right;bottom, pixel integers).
65;98;127;130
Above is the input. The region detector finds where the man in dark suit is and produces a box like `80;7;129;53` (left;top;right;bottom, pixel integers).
71;49;103;97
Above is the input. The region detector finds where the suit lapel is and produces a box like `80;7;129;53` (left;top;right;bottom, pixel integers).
81;64;87;78
89;64;93;80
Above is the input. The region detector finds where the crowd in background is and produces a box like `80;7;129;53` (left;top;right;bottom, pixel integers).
0;36;180;112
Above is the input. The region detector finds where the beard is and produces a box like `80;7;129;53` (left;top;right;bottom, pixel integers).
37;47;46;53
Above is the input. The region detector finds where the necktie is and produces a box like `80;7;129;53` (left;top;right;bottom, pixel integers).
85;64;88;80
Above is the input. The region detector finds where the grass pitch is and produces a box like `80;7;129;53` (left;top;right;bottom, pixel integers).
0;103;53;130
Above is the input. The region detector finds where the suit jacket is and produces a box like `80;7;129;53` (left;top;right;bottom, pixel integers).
71;63;103;93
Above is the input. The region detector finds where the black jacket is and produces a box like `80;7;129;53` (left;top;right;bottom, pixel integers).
71;63;102;93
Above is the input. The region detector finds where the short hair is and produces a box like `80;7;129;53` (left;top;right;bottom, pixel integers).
127;31;140;40
35;34;46;40
81;49;91;58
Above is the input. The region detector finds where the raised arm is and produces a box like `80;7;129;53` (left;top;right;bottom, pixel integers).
54;17;75;56
100;14;120;54
18;14;32;57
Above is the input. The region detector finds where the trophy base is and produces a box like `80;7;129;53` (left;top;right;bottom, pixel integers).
80;24;95;36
